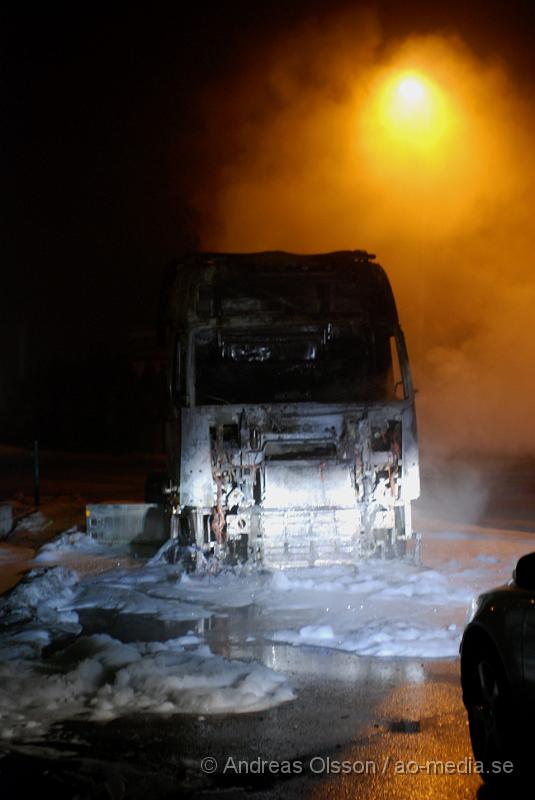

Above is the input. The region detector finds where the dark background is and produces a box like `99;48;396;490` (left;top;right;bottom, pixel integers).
2;1;534;451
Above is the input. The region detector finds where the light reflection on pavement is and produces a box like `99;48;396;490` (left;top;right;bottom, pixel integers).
309;677;482;800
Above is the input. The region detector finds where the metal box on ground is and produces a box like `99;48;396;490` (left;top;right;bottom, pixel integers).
86;503;166;545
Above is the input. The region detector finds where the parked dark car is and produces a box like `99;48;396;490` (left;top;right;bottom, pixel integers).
460;551;535;782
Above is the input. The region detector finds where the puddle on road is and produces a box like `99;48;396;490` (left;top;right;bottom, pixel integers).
77;608;197;642
77;597;460;692
76;605;441;691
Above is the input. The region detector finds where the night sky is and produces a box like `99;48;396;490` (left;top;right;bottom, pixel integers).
3;2;535;450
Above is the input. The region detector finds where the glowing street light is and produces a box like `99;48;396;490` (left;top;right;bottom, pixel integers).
355;51;492;237
372;70;451;154
397;76;426;105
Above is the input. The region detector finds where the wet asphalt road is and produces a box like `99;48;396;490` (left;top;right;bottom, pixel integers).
2;451;533;798
167;648;482;800
0;643;491;799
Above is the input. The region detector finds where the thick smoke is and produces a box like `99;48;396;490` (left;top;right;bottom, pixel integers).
195;9;535;460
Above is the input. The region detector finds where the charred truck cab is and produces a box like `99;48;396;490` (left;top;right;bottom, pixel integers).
159;251;419;567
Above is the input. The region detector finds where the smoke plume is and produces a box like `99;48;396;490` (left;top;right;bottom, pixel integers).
195;9;535;459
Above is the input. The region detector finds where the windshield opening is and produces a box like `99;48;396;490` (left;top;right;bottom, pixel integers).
194;324;398;405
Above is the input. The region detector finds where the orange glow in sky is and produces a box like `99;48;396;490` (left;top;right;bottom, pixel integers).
197;25;535;455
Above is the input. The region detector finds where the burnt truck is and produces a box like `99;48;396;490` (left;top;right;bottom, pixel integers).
157;250;420;567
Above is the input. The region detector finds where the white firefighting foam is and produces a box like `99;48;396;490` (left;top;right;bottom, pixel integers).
0;521;532;740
